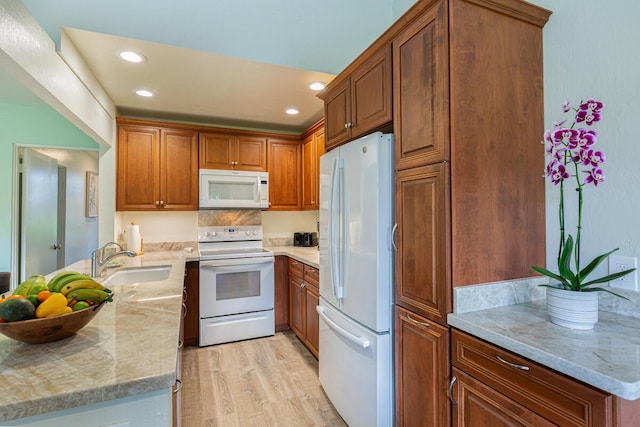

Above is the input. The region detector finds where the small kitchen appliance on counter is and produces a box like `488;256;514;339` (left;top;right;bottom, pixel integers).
198;225;274;346
293;232;318;247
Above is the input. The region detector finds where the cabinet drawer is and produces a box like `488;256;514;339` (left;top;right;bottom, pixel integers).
288;258;304;279
303;265;319;289
451;329;613;427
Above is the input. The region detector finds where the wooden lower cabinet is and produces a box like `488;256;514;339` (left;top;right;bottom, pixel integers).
451;329;614;427
183;261;199;347
395;305;450;427
274;256;290;332
288;258;319;358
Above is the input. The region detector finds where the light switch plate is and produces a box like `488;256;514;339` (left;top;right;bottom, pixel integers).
608;255;638;291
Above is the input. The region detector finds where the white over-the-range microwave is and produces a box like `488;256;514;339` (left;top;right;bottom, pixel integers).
199;169;269;209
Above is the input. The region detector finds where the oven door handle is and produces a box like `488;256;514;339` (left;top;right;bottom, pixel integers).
200;257;274;268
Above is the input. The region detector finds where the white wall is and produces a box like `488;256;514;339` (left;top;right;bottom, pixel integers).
262;210;319;244
530;0;640;285
34;148;99;265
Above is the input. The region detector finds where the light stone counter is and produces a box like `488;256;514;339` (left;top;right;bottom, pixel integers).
448;279;640;400
266;245;320;268
0;251;188;423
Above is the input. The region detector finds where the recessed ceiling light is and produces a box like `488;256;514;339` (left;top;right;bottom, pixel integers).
136;89;154;97
285;108;299;115
120;51;146;63
309;82;326;91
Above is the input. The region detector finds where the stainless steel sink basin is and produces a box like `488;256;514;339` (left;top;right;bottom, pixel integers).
103;265;171;285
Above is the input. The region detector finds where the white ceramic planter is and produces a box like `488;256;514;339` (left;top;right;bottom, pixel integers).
546;286;599;330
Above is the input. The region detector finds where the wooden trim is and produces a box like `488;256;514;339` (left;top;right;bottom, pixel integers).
300;119;325;140
461;0;551;27
116;117;301;142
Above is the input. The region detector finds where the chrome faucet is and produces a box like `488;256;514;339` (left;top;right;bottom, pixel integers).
91;242;136;278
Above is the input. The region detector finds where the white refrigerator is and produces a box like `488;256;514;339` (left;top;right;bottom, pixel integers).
317;131;394;427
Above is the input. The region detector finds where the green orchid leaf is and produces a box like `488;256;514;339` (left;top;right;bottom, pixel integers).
580;286;631;301
580;268;637;287
531;265;570;288
557;235;576;284
579;248;620;279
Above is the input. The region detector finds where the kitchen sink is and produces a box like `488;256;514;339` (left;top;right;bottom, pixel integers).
102;265;172;285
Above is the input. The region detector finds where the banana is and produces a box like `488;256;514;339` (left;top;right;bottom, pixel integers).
47;271;82;292
50;274;93;293
66;289;113;304
60;279;108;296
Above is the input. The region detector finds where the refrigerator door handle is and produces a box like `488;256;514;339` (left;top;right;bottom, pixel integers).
316;306;370;348
328;158;339;297
391;223;398;252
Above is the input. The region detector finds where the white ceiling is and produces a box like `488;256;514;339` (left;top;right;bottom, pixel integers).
9;1;412;135
63;27;336;133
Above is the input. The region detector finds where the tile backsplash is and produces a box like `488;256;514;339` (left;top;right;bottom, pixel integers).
198;209;261;226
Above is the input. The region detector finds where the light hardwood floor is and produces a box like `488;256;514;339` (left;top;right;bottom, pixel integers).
181;331;347;427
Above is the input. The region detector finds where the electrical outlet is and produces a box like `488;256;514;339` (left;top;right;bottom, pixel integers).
608;255;638;291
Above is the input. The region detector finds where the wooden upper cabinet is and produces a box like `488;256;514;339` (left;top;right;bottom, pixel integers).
322;45;392;151
395;162;450;325
267;139;301;210
324;79;351;149
393;0;449;170
117;123;198;211
199;132;267;171
301;121;325;210
160;128;199;210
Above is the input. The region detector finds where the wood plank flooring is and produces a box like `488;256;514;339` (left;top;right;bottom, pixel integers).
181;331;347;427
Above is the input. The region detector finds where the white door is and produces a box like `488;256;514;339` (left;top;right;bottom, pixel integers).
21;148;59;281
339;133;394;333
319;147;341;310
317;299;392;427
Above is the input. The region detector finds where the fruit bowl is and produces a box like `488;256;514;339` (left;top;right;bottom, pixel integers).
0;302;107;344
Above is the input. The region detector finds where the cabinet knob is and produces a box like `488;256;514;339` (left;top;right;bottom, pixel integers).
230;161;238;166
344;122;354;129
159;200;164;206
155;200;160;206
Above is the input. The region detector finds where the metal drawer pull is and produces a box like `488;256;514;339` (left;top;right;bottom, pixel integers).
448;376;457;405
406;313;430;328
391;223;398;252
496;354;530;371
173;379;182;394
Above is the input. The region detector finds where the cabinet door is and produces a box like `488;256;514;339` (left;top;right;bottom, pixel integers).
303;285;319;358
274;256;289;332
351;45;393;140
395;163;450;325
183;261;199;346
116;125;160;211
160;128;199;210
324;79;351;151
395;305;450;427
301;134;317;210
268;139;301;210
288;274;304;340
452;368;554;427
452;330;614;427
199;132;235;170
236;135;267;171
393;0;449;170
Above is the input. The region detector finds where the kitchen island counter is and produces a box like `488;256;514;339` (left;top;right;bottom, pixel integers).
0;252;187;424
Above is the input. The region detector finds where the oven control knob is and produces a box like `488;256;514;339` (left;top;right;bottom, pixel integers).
245;231;251;236
252;230;259;235
211;232;217;237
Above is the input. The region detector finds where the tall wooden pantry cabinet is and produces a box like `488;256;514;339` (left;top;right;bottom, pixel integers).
320;0;550;424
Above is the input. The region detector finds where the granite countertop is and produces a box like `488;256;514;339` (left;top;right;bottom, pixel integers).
0;251;187;422
266;245;320;268
448;284;640;400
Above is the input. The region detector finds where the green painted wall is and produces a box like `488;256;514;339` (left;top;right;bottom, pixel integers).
0;103;98;271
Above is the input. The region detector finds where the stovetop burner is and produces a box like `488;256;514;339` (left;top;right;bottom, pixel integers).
198;225;271;260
